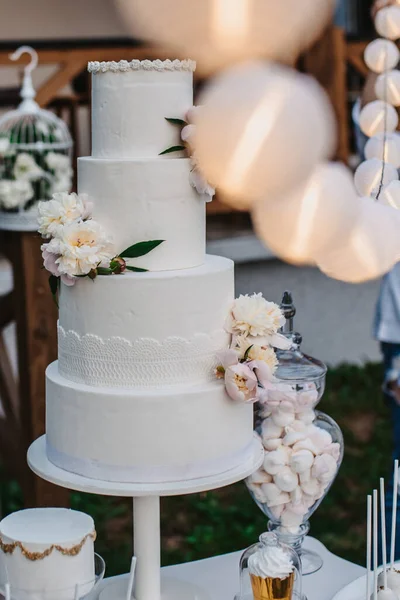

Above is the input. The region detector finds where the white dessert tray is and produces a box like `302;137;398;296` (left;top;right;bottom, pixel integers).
331;563;400;600
27;434;264;496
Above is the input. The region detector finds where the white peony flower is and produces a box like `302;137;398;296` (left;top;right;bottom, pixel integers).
38;192;93;238
226;293;286;339
47;219;114;277
234;335;278;371
13;152;44;181
45;152;71;174
35;120;49;136
0;137;10;156
0;179;34;209
189;156;215;201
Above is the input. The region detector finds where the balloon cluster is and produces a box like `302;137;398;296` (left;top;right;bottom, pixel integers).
116;0;400;283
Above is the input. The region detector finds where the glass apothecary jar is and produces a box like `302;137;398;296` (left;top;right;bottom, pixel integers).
246;292;344;575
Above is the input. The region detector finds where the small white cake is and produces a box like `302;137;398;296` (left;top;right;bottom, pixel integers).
0;508;96;600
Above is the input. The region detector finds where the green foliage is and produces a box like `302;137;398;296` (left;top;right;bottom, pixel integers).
0;361;389;574
119;240;164;259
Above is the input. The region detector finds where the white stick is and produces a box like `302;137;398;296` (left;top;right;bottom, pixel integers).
381;478;388;589
4;583;10;600
391;459;399;570
367;495;372;600
126;556;137;600
74;583;80;600
374;489;378;600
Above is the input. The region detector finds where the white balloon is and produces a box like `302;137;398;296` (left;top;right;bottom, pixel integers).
251;163;359;265
375;69;400;106
365;133;400;167
116;0;335;75
375;5;400;40
359;100;399;137
194;62;335;203
354;158;398;197
378;179;400;209
317;197;400;283
364;39;400;73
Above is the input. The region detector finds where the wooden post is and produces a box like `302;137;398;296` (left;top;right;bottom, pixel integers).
303;26;349;165
1;230;69;507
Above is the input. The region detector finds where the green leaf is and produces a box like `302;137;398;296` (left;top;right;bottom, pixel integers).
48;275;59;307
97;267;112;276
159;145;186;156
165;118;187;127
243;345;254;362
126;266;148;272
120;240;164;259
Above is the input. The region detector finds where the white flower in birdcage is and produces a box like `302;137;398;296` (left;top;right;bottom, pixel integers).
0;46;73;232
0;179;34;210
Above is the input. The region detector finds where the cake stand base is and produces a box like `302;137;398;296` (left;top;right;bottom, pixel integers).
27;434;264;496
98;575;211;600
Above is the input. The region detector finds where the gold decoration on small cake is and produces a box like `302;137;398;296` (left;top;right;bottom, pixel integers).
0;530;96;561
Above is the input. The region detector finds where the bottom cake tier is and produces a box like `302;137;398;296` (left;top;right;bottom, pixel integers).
46;362;255;484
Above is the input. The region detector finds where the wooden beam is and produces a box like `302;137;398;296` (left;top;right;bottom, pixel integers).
36;58;88;107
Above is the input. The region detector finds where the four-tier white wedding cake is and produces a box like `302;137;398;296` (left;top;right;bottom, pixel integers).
44;59;255;484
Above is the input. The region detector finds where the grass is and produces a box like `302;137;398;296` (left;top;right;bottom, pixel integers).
0;362;392;575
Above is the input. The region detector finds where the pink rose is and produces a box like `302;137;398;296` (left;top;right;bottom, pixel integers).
185;105;202;123
181;123;196;145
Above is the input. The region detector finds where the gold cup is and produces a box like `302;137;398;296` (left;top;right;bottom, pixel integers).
250;571;295;600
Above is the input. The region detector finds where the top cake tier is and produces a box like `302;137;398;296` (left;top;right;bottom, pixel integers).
89;59;196;159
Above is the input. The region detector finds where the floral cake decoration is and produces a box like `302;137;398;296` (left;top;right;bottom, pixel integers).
217;293;292;402
161;106;215;200
38;192;163;302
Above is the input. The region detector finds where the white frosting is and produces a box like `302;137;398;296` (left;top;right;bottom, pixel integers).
78;157;205;271
248;545;294;579
90;66;193;158
58;256;233;387
0;509;95;600
46;363;254;484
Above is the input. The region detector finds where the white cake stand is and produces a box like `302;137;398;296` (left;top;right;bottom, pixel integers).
28;434;263;600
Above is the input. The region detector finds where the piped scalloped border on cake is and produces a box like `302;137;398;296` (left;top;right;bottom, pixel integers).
88;59;196;74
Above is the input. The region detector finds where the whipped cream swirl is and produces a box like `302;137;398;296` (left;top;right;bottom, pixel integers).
248;546;294;580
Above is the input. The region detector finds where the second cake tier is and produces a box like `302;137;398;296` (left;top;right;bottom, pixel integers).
58;255;233;388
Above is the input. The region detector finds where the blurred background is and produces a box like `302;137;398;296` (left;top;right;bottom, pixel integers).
0;0;390;575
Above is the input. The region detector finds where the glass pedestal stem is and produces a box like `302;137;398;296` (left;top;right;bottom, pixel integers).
268;521;323;576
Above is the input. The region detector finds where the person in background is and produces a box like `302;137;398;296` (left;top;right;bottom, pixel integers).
356;0;400;562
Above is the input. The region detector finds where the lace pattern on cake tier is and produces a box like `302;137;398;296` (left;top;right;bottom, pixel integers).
58;325;227;388
88;59;196;74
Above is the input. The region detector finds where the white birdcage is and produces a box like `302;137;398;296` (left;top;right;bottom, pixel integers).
0;46;73;231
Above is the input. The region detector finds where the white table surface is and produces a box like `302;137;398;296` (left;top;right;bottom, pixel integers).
160;537;365;600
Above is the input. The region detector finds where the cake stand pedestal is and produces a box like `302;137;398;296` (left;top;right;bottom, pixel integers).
28;434;263;600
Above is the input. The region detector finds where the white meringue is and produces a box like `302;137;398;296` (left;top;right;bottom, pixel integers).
279;400;296;413
311;454;338;483
298;388;318;408
286;500;309;516
283;431;306;447
289;449;315;474
324;442;341;462
290;486;303;505
280;508;304;532
296;409;316;424
292;438;320;455
300;478;321;497
274;467;299;493
306;426;332;451
247;481;268;504
272;409;295;428
261;483;290;507
290;420;308;432
248;469;273;484
263;438;283;451
263;447;290;475
299;469;311;484
269;503;285;520
262;420;284;441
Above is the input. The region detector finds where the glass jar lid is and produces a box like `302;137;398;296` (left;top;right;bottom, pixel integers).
275;291;327;384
